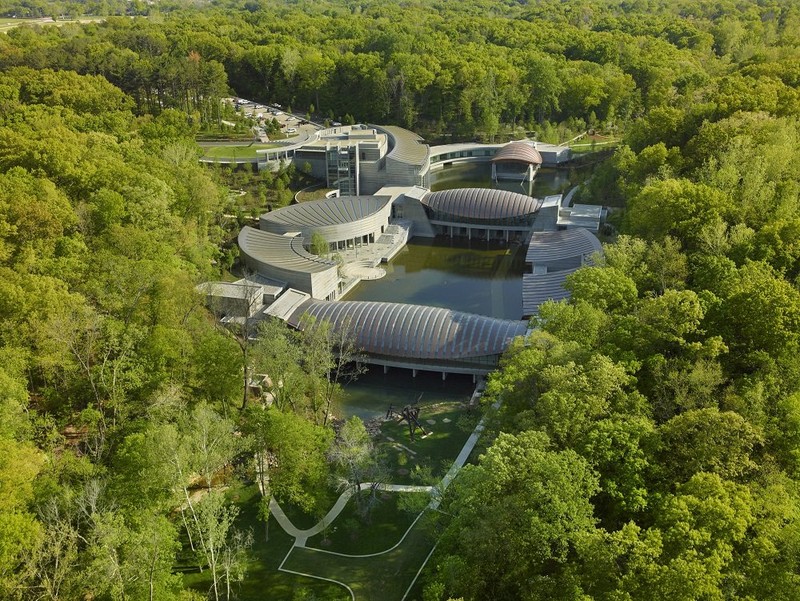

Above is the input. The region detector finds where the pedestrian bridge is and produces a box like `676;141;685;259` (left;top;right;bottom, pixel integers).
285;298;529;377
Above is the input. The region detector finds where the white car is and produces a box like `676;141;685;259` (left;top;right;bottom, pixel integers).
274;111;283;116
286;127;297;134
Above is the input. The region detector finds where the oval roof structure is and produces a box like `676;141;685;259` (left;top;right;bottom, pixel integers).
375;125;430;167
422;188;542;221
491;142;543;165
260;195;390;231
288;300;528;361
238;226;336;274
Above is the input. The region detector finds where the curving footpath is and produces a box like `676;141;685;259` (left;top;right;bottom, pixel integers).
270;483;433;548
270;399;496;600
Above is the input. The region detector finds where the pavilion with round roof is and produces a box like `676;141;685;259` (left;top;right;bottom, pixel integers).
259;195;393;253
490;141;543;182
238;226;340;300
287;299;529;376
420;188;543;241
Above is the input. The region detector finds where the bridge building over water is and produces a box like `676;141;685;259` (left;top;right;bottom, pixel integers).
490;141;543;182
230;169;603;376
285;299;529;377
418;188;543;242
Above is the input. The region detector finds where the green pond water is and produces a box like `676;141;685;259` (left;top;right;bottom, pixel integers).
337;162;586;418
334;367;475;420
344;237;526;318
431;164;573;196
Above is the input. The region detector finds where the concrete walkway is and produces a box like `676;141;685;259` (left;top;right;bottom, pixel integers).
270;394;494;545
270;483;433;547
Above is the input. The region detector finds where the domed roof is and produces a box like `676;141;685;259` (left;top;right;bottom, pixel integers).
491;142;543;165
422;188;542;221
288;300;528;360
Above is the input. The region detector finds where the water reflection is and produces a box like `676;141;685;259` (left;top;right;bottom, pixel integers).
430;163;572;197
335;366;475;419
344;237;525;319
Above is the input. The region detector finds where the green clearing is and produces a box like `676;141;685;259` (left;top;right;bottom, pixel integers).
305;492;426;555
182;401;478;599
201;143;279;160
380;402;479;484
282;512;437;601
183;485;349;601
296;187;334;202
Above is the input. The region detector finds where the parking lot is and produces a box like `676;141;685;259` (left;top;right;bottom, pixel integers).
228;97;319;140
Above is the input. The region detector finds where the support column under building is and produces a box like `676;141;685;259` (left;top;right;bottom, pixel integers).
383;365;389;374
442;372;447;381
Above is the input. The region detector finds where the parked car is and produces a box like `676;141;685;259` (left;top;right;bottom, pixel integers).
286;127;297;133
331;121;342;126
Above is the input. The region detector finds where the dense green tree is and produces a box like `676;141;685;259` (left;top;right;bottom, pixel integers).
434;431;599;601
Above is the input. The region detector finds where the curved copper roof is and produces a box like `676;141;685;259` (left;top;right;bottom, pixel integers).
238;226;336;274
422;188;542;221
260;196;391;229
491;142;543;165
287;300;528;360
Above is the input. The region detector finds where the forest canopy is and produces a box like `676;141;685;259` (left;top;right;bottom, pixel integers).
2;1;800;600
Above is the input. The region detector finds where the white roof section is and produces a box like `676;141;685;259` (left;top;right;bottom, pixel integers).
540;194;563;208
234;275;285;297
262;289;312;321
238;226;337;274
288;300;528;361
373;185;429;201
525;228;603;264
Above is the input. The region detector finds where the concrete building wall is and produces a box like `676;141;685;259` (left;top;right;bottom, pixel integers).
239;253;339;300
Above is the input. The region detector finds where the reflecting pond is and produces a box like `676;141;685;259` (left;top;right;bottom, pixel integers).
335;367;475;420
338;162;588;417
343;237;526;319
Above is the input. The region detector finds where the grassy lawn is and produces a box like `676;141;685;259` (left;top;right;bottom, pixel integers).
305;491;426;555
380;402;479;484
180;397;479;599
201;143;280;160
296;187;334;202
283;512;437;601
183;485;349;601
